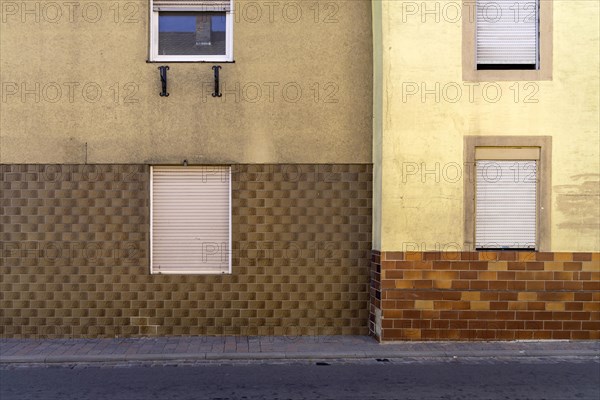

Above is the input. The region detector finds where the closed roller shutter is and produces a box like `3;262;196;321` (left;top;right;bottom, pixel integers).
151;166;231;274
475;160;537;249
153;0;231;11
476;0;539;65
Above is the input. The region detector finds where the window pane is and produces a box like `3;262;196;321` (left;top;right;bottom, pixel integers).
159;12;226;56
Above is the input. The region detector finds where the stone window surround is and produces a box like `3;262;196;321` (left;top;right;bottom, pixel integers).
463;136;552;251
462;0;553;81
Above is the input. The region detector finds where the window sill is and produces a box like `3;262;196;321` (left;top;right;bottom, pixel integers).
150;271;232;275
462;68;552;82
146;60;235;64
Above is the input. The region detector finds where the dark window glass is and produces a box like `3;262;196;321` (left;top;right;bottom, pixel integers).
159;12;226;56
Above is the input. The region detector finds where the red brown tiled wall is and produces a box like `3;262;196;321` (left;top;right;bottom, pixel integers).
0;164;372;338
370;251;600;341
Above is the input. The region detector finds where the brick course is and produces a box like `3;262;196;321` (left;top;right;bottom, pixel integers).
0;164;372;338
370;251;600;341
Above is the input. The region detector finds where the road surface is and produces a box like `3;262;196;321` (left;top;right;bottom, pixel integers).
1;357;598;399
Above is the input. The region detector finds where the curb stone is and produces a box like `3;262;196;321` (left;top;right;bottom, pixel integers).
1;349;598;364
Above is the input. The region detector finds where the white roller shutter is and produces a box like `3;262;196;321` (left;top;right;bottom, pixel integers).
476;0;539;65
151;166;231;274
153;0;231;11
475;160;537;249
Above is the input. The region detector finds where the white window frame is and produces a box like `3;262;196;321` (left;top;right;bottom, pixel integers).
149;0;234;62
150;166;232;275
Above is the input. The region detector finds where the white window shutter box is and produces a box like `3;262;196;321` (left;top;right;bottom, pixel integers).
153;0;231;12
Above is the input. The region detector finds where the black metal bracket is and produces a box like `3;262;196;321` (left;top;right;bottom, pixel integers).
159;66;169;97
212;65;222;97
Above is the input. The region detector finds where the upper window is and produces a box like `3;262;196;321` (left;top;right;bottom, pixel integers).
463;0;553;81
476;0;539;70
150;166;231;274
150;0;233;62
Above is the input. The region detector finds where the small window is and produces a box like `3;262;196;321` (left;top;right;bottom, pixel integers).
150;166;231;274
462;0;552;81
150;0;233;62
475;159;537;249
464;137;551;251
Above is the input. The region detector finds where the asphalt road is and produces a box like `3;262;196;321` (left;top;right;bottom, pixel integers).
1;358;598;400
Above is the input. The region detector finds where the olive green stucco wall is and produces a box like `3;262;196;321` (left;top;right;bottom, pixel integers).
0;0;373;164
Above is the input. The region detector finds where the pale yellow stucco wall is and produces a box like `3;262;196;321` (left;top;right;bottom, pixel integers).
374;0;600;252
0;0;372;164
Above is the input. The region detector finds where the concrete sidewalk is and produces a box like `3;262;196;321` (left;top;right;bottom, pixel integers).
1;336;598;364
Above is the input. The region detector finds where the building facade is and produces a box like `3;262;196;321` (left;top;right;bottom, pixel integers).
370;0;600;340
0;0;374;337
1;0;598;341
